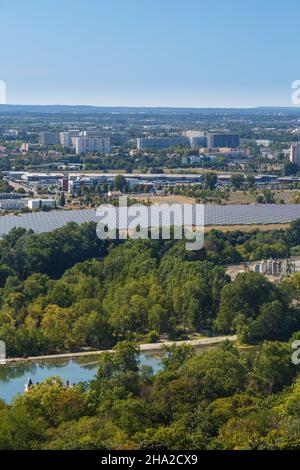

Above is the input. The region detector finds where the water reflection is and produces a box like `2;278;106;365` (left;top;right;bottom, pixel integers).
0;353;162;404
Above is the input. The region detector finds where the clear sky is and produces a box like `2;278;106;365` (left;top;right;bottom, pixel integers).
0;0;299;107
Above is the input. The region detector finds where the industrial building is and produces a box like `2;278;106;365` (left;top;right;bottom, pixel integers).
27;199;56;210
0;199;27;211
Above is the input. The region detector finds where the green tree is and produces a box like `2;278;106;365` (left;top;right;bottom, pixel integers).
231;174;244;189
205;172;217;190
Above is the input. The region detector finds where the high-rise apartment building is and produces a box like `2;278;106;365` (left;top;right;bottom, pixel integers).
137;137;189;150
190;136;207;149
60;131;80;147
206;133;240;149
75;137;111;155
290;142;300;164
38;132;60;145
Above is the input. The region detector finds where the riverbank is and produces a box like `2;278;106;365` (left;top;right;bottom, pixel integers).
1;335;237;366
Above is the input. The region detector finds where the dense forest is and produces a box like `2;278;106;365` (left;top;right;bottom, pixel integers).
1;221;300;356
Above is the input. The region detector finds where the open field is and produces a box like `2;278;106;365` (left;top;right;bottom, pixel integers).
205;223;290;232
129;194;195;204
228;191;256;204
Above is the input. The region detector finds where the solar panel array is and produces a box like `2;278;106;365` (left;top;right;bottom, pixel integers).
205;204;300;225
0;204;300;238
0;210;96;238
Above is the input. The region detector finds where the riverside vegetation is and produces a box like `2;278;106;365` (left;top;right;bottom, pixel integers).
1;221;300;448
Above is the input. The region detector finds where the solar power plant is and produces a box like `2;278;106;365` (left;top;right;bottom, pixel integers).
1;204;300;238
205;204;300;225
0;210;97;238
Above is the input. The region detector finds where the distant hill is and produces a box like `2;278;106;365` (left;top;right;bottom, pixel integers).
1;104;300;115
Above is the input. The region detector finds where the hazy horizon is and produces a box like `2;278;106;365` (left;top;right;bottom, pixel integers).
1;103;300;110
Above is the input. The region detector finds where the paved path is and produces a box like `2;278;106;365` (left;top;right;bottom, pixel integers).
2;335;237;365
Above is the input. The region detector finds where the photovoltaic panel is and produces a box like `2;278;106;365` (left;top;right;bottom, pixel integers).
0;204;300;238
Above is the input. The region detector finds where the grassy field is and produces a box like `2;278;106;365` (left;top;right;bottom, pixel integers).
205;223;289;232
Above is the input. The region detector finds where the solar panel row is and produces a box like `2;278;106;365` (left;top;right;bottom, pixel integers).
0;204;300;238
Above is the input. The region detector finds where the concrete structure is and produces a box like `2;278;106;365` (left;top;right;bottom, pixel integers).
38;132;60;146
20;143;29;152
59;132;72;148
206;133;240;149
107;190;122;199
187;155;203;164
182;131;207;148
190;136;207;149
183;130;205;138
60;130;80;147
75;137;111;155
0;199;27;211
22;174;61;184
256;258;296;277
137;137;190;150
256;139;273;147
68;179;82;194
27;199;56;210
290;142;300;164
60;177;69;192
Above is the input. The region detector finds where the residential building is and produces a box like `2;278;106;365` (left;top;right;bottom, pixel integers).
75;137;111;155
290;142;300;164
137;137;189;150
60;131;80;147
206;133;240;149
38;132;60;145
189;136;207;149
59;132;72;148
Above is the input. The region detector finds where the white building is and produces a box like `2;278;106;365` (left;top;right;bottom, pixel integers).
20;143;29;152
27;199;56;210
290;143;300;164
182;130;205;138
256;139;273;147
75;137;111;155
59;132;72;148
60;131;80;147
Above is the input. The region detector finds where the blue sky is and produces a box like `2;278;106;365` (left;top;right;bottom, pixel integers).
0;0;299;107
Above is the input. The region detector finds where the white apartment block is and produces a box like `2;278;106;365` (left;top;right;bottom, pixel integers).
60;131;80;147
75;137;111;155
290;143;300;165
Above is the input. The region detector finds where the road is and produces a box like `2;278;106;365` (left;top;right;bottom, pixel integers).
1;335;237;365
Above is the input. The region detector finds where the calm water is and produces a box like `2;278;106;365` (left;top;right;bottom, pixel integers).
0;353;162;404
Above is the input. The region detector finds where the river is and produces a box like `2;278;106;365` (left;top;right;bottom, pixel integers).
0;352;162;404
